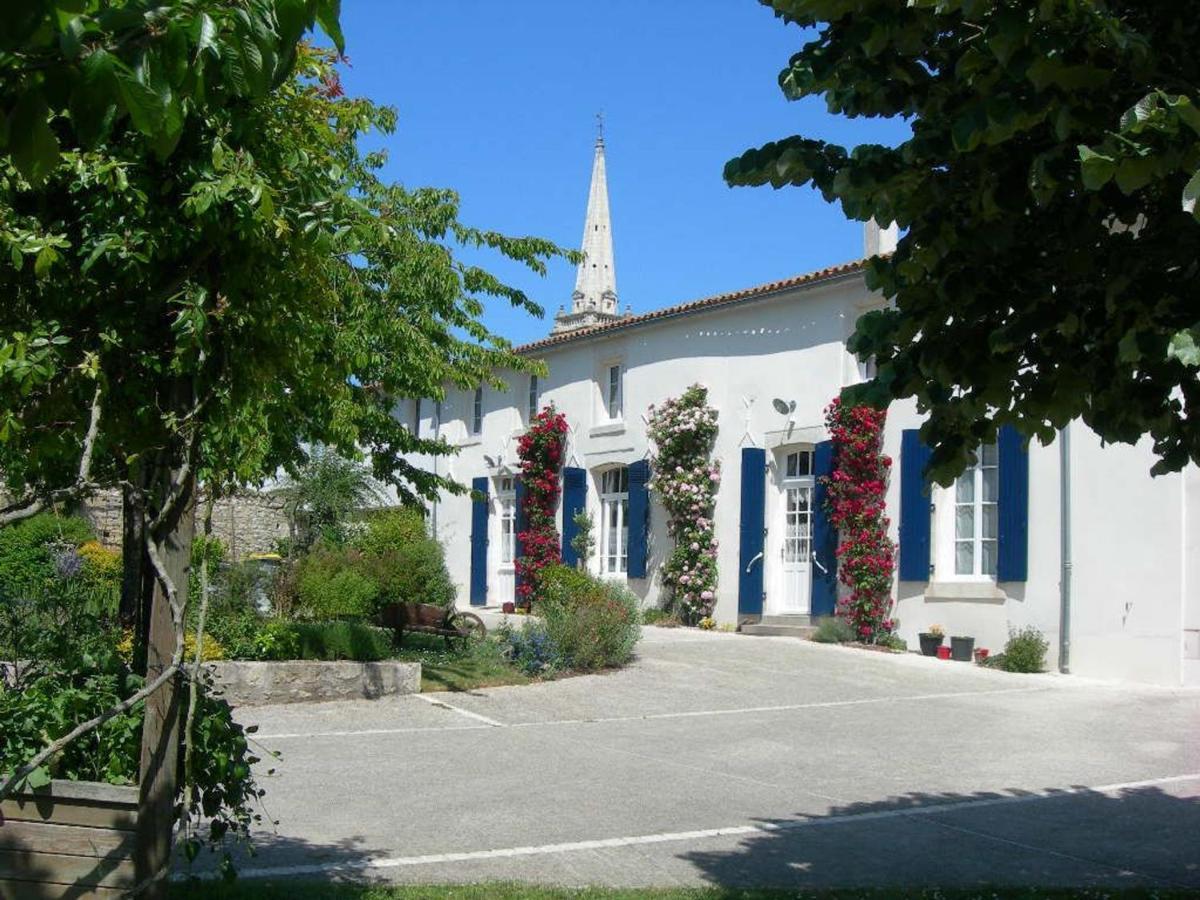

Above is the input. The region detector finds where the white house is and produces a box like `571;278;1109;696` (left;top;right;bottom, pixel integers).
405;136;1200;688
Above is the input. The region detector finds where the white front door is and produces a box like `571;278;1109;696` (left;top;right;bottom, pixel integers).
495;476;516;606
778;451;813;614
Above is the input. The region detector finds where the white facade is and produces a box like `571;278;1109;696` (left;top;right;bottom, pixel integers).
406;258;1199;688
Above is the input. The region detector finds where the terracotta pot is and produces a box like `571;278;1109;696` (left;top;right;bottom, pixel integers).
501;602;515;614
974;648;990;663
936;645;952;660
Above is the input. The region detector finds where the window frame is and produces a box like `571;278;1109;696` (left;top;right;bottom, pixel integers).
497;475;516;567
605;363;623;421
597;466;630;577
935;443;999;580
527;374;539;422
471;386;483;435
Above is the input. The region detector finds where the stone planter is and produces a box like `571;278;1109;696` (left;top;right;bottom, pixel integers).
207;660;421;706
950;635;975;662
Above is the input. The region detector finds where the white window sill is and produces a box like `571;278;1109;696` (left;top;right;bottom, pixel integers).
923;581;1007;603
590;422;626;438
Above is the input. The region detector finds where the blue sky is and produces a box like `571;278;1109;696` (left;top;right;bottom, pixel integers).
337;2;910;347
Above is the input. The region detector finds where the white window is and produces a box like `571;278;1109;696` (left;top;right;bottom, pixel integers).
784;449;812;478
472;386;483;435
527;375;539;422
953;443;998;577
433;400;442;436
606;363;623;420
598;467;629;575
498;476;516;565
413;398;422;433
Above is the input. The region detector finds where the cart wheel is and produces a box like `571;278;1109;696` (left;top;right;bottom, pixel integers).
449;611;486;648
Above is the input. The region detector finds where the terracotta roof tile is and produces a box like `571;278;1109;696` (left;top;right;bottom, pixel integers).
516;258;868;355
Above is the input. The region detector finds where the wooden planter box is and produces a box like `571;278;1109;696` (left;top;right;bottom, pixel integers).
0;779;138;898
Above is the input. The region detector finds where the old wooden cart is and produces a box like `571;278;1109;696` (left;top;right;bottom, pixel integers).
378;602;486;648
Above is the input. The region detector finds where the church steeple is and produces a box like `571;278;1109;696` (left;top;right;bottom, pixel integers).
553;121;628;335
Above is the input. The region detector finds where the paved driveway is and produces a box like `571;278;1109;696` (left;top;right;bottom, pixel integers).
217;628;1200;890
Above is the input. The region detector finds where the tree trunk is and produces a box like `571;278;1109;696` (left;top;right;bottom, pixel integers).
134;455;196;898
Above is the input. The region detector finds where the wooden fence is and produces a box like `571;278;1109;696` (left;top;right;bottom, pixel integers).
0;779;138;899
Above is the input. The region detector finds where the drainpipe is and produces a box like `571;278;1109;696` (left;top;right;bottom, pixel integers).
1058;424;1072;674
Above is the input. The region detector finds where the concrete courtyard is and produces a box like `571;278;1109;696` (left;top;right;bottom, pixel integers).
217;627;1200;890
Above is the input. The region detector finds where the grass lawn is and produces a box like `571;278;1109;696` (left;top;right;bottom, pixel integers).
174;883;1197;900
389;632;531;692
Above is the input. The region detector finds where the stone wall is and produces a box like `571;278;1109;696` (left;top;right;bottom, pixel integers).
206;660;421;705
79;489;290;559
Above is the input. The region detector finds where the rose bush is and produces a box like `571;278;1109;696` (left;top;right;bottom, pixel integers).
515;406;568;607
647;385;720;622
822;397;896;643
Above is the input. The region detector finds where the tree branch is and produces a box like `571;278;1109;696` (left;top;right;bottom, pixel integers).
0;381;104;527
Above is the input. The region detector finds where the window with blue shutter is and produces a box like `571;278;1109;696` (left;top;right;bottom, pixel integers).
738;447;766;617
469;477;489;606
560;467;587;568
899;429;933;581
996;424;1029;582
627;460;650;578
810;440;838;617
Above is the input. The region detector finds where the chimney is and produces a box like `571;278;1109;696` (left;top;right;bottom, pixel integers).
864;219;899;257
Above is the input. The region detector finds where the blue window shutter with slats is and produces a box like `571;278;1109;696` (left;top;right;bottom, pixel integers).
627;460;651;578
738;447;766;616
560;467;587;568
997;425;1029;582
469;477;489;606
899;429;933;582
811;440;839;617
514;475;528;596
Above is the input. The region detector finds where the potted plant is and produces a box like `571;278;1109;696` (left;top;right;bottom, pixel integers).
974;647;990;664
950;634;975;662
919;624;945;657
936;645;952;660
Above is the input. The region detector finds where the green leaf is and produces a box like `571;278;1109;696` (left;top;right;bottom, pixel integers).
1183;169;1200;221
114;68;165;137
1167;330;1200;367
25;765;52;790
9;92;60;185
1078;145;1115;190
315;0;344;54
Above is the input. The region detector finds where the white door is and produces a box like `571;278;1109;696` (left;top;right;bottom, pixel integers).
495;476;516;606
779;451;813;614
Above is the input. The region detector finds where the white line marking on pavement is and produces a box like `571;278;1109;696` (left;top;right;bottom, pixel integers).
505;685;1049;728
414;692;506;727
254;686;1048;741
233;772;1200;881
256;724;490;741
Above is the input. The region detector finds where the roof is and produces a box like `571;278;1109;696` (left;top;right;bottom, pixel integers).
517;257;869;355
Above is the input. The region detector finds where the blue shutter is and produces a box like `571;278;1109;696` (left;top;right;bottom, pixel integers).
560;467;587;568
469;477;489;606
899;429;933;582
514;475;528;596
737;447;766;617
627;460;651;578
997;424;1029;582
810;440;839;617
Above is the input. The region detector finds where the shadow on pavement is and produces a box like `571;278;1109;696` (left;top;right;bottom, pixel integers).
680;783;1200;890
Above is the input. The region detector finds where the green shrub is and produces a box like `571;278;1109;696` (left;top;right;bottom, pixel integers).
811;617;854;643
538;564;641;670
360;541;455;609
280;621;395;661
878;633;908;652
0;513;99;600
641;607;680;627
500;619;559;675
353;506;428;558
294;546;381;619
999;626;1048;673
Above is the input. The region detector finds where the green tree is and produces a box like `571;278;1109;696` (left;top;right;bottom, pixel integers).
726;1;1200;481
282;446;381;550
0;35;567;808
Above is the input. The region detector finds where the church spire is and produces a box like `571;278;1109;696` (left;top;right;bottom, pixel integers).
553;122;627;335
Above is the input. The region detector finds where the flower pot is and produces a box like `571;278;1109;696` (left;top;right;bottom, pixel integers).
918;633;944;657
936;645;952;660
501;602;515;614
974;647;990;663
950;635;974;662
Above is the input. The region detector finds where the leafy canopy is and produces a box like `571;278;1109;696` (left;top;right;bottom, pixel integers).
0;44;567;508
726;0;1200;480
